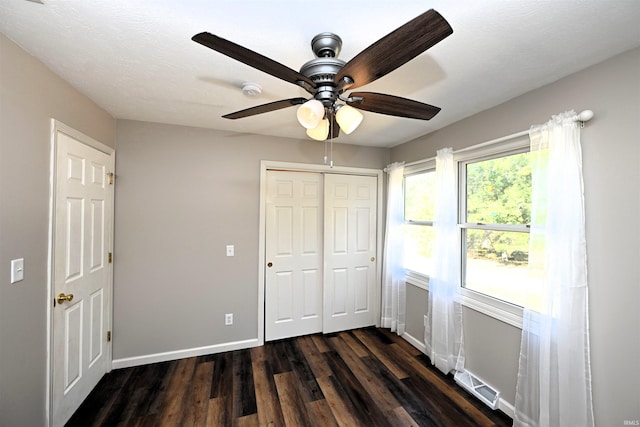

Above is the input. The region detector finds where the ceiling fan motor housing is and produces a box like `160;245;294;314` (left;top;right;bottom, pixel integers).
300;33;346;107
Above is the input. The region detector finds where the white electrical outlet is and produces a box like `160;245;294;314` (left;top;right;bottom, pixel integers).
225;313;233;325
226;245;234;257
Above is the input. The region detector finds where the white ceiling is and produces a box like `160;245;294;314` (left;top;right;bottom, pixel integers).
1;1;639;148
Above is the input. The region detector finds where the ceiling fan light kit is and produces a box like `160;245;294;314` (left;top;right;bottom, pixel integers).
335;105;363;134
306;118;330;141
192;9;453;142
297;99;325;129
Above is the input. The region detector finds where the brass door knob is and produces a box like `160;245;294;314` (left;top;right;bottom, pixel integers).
267;262;273;268
371;257;375;262
57;293;74;304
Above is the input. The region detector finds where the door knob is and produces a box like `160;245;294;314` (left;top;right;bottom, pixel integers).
57;293;74;304
267;262;273;268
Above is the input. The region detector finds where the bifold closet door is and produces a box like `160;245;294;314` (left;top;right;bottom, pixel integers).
323;174;378;333
265;171;323;341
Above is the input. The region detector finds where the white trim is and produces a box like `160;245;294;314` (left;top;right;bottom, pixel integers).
460;288;524;329
258;160;384;341
401;330;427;354
46;119;115;427
405;272;429;291
112;338;261;369
406;272;523;329
404;158;436;176
499;398;516;419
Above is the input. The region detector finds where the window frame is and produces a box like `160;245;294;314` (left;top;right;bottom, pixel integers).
401;136;531;329
403;160;436;286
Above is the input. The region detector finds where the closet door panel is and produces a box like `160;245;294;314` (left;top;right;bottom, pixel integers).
324;174;378;333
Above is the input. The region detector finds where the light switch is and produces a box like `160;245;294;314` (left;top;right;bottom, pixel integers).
226;245;234;257
11;258;24;283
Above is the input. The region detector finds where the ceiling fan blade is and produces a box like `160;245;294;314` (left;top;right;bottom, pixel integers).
347;92;441;120
193;32;317;93
334;9;453;91
327;110;341;139
223;98;307;119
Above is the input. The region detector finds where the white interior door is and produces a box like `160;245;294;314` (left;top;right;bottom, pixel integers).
52;128;114;426
265;171;323;341
323;174;378;333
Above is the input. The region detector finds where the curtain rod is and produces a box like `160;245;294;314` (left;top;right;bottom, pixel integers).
393;109;594;171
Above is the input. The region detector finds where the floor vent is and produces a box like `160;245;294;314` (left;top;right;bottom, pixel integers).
454;370;500;409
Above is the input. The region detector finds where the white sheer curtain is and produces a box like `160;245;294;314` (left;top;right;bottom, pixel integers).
381;161;406;334
514;111;594;427
424;148;465;374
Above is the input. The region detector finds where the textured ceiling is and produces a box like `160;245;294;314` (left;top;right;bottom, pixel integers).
1;0;639;148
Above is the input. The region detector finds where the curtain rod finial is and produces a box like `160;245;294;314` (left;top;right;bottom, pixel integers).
576;110;594;122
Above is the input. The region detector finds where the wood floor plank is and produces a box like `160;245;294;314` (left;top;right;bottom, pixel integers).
144;361;178;416
283;339;324;403
250;343;268;364
157;357;197;425
235;413;260;427
393;406;420;426
65;366;133;426
232;349;257;418
252;360;286;427
359;353;440;426
310;333;332;353
322;350;389;427
352;328;410;379
328;335;402;417
210;352;232;399
68;327;513;427
316;375;365;427
296;335;333;379
338;331;370;358
274;372;313;427
306;399;339;427
192;361;214;427
205;397;225;427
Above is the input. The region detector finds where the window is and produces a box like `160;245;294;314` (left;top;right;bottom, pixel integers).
460;149;533;309
401;137;533;326
403;170;436;276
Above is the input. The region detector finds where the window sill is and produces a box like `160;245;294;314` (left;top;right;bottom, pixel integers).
459;288;523;329
404;270;523;330
404;270;429;290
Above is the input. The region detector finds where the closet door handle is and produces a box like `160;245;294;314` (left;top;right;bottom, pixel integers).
267;262;273;268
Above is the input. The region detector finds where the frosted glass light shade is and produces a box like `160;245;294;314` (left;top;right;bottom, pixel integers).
297;100;325;129
335;105;363;134
306;118;329;141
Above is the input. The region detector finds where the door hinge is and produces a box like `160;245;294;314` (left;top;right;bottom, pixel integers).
108;252;112;263
107;331;112;342
107;172;115;185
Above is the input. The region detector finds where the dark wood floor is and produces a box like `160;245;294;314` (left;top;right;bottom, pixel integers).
67;327;512;426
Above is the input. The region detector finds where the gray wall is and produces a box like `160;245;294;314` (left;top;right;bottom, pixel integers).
2;27;638;427
392;47;640;426
113;120;389;360
0;34;115;426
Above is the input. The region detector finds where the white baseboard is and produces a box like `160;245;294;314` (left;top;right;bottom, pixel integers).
112;338;261;370
401;330;427;354
498;398;515;419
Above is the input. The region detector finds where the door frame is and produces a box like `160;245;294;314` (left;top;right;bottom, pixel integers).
45;119;115;426
258;160;383;344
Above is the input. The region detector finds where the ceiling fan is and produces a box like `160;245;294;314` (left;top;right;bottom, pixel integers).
192;9;453;140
